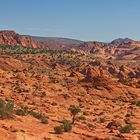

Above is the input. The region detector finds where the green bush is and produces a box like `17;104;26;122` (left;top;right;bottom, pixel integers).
99;117;106;123
40;68;47;74
16;109;25;116
119;124;135;133
27;109;49;123
68;105;81;124
54;120;72;134
0;99;5;109
16;107;27;116
54;125;64;134
63;120;72;132
87;123;95;128
0;99;14;119
131;101;140;106
79;115;86;120
83;111;89;116
29;111;48;120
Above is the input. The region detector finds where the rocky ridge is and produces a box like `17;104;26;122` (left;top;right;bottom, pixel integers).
1;30;140;60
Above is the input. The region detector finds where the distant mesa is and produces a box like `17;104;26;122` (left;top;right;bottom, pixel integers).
110;38;136;45
0;30;140;60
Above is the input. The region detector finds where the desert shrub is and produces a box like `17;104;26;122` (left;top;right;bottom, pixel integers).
0;99;5;109
63;120;72;132
68;105;81;124
0;99;14;119
99;117;106;123
131;101;140;106
16;107;28;116
29;111;48;120
83;111;89;116
119;124;135;133
87;123;95;128
54;125;64;134
54;120;72;134
40;68;46;74
136;101;140;106
0;45;48;55
79;115;86;120
16;109;25;116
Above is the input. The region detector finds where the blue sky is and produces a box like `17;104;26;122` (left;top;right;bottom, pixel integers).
0;0;140;41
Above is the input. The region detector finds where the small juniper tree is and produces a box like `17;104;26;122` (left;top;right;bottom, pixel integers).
68;105;81;124
0;99;14;119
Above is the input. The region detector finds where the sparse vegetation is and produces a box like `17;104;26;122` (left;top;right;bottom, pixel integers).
16;108;26;116
0;99;14;119
0;45;47;55
79;115;86;120
16;107;28;116
0;39;140;139
40;68;47;74
54;125;64;134
68;105;81;124
54;120;72;134
131;101;140;106
63;120;72;132
83;111;89;116
99;117;106;123
87;123;95;128
29;110;48;120
119;124;135;133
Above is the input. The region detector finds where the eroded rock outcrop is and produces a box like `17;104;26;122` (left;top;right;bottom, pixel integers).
0;31;42;48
